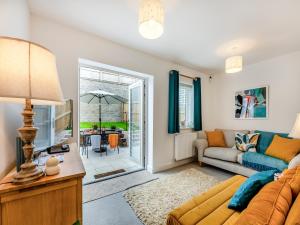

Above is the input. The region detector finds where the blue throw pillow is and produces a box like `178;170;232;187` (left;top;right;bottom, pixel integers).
228;170;277;211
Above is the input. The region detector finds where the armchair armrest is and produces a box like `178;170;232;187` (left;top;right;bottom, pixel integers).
193;138;208;161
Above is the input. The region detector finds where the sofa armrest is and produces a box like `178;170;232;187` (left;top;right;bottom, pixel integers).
193;139;208;161
288;153;300;169
197;131;207;139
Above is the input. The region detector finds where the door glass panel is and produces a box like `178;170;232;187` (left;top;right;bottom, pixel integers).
129;81;144;166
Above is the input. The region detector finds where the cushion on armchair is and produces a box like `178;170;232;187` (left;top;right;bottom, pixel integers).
242;152;288;172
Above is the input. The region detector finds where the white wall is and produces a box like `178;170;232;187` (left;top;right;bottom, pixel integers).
30;15;212;172
209;51;300;133
0;0;30;178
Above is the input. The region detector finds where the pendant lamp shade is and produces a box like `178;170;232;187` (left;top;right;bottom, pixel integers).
139;0;164;39
225;55;243;74
0;37;63;105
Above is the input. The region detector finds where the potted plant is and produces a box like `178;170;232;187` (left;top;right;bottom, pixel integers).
92;123;98;131
110;125;117;130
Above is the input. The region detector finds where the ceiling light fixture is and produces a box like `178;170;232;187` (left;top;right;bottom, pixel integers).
139;0;164;39
225;55;243;74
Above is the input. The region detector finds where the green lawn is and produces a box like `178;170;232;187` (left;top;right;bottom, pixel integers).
80;121;128;131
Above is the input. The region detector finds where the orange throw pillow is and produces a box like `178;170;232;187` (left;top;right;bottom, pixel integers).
265;135;300;163
279;166;300;198
234;180;293;225
205;131;226;147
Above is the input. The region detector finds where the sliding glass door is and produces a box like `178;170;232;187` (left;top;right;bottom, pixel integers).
128;80;145;167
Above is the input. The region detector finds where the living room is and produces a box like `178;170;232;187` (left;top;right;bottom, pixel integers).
0;1;299;225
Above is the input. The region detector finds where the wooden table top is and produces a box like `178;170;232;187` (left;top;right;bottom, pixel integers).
0;143;86;194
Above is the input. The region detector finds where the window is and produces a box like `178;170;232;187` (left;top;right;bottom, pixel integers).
33;100;73;150
33;105;53;149
179;83;194;129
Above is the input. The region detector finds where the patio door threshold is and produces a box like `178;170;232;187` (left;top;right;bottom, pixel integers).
83;168;145;186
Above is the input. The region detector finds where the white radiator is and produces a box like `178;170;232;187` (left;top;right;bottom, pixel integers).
174;132;198;161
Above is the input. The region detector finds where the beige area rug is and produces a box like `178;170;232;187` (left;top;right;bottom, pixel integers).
83;170;158;203
124;168;220;225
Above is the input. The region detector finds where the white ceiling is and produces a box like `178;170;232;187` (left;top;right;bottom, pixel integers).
28;0;300;74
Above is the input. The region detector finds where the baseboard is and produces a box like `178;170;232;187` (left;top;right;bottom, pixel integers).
152;157;195;173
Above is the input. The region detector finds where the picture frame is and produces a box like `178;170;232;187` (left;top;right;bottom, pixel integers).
234;86;269;120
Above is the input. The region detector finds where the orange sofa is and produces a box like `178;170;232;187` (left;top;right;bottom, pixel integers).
166;175;300;225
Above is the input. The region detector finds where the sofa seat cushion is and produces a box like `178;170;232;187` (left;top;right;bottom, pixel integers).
204;147;241;162
166;175;246;225
242;152;288;172
243;152;288;171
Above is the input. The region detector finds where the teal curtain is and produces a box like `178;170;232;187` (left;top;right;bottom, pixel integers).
193;77;202;131
168;70;180;134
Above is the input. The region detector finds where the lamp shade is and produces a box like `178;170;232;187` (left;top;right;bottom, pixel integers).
0;37;63;105
225;56;243;74
139;0;164;39
289;113;300;139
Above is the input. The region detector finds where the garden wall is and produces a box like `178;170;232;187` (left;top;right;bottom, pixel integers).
80;79;128;122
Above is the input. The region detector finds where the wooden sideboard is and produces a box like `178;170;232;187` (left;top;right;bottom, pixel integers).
0;143;86;225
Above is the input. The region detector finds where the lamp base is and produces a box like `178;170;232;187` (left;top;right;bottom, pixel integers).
12;98;45;185
13;162;44;184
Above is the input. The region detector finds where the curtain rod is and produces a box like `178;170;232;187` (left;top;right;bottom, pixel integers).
179;73;198;80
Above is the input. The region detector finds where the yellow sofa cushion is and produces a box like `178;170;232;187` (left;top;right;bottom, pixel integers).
265;135;300;163
206;131;227;147
234;180;293;225
166;175;246;225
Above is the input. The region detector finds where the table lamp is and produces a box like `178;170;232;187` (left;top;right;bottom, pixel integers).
0;37;63;184
289;113;300;139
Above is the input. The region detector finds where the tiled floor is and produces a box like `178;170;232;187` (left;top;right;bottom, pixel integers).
83;192;143;225
83;162;234;225
80;146;143;184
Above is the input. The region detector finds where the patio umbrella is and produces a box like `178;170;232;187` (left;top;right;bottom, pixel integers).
80;90;127;130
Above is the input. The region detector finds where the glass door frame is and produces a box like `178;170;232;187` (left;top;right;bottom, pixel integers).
128;80;145;168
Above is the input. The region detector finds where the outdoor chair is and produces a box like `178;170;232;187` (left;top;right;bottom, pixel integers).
82;134;91;158
90;134;101;155
108;134;119;154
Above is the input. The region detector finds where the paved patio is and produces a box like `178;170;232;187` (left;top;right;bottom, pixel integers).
80;145;143;184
